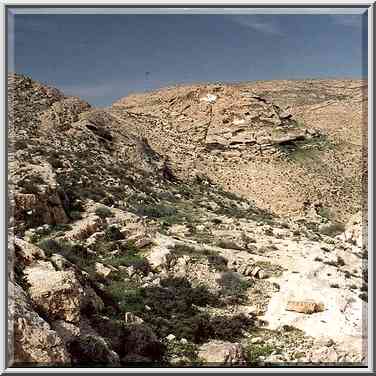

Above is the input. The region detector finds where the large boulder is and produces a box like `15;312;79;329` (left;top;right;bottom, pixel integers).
62;215;101;241
50;320;80;344
90;315;125;355
67;335;120;366
9;282;70;365
339;211;364;248
122;324;164;363
146;246;171;270
24;261;83;323
198;341;247;366
11;161;69;229
14;238;46;266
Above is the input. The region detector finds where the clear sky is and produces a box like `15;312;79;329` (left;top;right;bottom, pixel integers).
9;11;368;107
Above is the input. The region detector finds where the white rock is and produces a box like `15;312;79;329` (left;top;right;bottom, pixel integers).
146;246;171;269
200;93;217;103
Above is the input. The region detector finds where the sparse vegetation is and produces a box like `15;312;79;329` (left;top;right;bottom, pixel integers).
95;206;113;219
136;203;177;219
217;271;251;302
18;175;45;194
163;339;202;366
104;225;124;241
280;135;336;164
106;280;145;314
37;238;73;257
319;222;345;237
69;211;82;220
10;73;366;366
246;343;275;364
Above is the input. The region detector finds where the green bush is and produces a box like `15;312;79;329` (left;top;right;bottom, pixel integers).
246;343;275;364
317;207;332;220
137;203;177;219
217;271;251;301
38;238;95;270
319;222;345;237
69;210;82;220
19;175;45;194
103;240;150;274
207;255;228;271
106;280;145;313
37;238;72;256
65;242;96;270
27;224;72;244
47;153;64;169
95;206;113;219
164;340;202;366
104;225;123;241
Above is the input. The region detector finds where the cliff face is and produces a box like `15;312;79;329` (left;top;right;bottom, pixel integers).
8;74;367;367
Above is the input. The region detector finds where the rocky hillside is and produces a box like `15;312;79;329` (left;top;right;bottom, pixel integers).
8;74;367;367
111;79;366;222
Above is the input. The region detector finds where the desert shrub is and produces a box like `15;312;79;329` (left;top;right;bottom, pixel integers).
95;206;113;219
330;283;339;289
319;222;345;237
91;238;119;256
173;313;214;344
104;225;124;241
38;238;95;270
176;184;195;199
246;343;275;364
163;339;202;366
47;152;64;169
207;254;228;271
14;139;29;150
283;135;335;163
359;293;367;302
172;244;198;256
170;244;223;266
19;175;45;194
317;206;332;220
211;218;222;225
210;313;252;341
66;242;96;269
102;240;151;275
141;275;252;344
14;262;30;291
107;254;151;275
137;203;178;219
69;210;82;220
106;280;145;313
159;214;185;228
37;238;72;256
252;260;284;277
217;271;251;302
26;224;72;244
167;313;252;344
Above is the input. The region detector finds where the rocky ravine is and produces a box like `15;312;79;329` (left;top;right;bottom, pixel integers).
8;74;367;367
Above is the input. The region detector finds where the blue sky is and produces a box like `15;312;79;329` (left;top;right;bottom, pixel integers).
8;11;368;107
